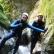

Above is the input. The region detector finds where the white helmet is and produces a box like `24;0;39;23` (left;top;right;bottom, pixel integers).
22;12;28;17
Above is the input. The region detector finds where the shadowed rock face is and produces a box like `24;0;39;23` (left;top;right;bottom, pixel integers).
16;28;31;54
11;0;38;13
21;28;31;45
0;28;31;54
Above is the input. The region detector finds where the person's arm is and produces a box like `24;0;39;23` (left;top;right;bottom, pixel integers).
28;24;45;32
10;20;22;29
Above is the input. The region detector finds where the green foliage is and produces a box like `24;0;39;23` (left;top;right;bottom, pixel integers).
39;0;54;25
0;8;10;29
0;0;19;29
0;0;13;20
38;0;54;50
0;0;12;13
0;0;11;29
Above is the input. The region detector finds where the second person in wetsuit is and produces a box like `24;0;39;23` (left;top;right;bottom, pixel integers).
31;15;45;53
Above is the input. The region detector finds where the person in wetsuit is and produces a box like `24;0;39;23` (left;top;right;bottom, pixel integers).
31;15;46;53
0;12;29;54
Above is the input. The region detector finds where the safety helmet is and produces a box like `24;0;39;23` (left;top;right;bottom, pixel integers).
22;12;28;17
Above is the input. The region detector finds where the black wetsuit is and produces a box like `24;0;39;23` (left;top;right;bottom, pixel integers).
0;19;27;54
31;21;45;53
